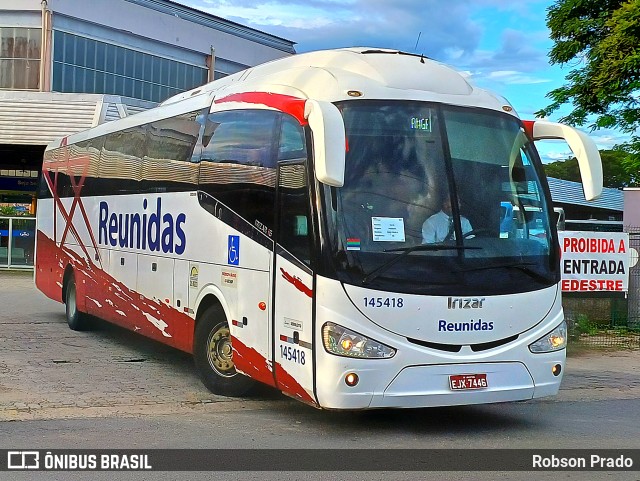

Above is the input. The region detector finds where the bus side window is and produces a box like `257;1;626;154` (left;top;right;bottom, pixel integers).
278;115;306;161
278;163;312;265
141;111;201;193
74;136;104;197
198;109;279;236
52;146;72;198
99;126;146;195
55;137;103;198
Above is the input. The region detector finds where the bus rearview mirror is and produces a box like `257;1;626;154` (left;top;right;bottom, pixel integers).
304;100;345;187
525;120;603;201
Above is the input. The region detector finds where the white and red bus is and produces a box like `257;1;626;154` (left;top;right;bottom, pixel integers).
35;48;602;409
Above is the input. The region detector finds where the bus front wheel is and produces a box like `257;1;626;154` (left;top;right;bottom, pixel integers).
194;305;254;397
65;277;90;331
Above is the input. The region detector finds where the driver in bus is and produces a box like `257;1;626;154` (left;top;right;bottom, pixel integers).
422;196;472;243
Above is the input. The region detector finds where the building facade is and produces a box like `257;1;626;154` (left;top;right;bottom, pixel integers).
0;0;295;206
0;0;294;268
548;177;624;232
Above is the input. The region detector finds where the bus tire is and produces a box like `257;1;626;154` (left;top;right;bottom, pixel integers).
194;304;255;397
65;277;90;331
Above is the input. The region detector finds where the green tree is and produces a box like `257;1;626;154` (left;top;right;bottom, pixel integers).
544;157;581;183
0;205;19;216
544;149;638;187
536;0;640;175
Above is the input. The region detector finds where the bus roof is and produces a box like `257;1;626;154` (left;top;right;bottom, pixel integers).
163;47;515;112
47;47;518;150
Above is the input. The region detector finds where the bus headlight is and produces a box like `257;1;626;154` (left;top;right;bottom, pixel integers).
322;322;396;359
529;320;567;353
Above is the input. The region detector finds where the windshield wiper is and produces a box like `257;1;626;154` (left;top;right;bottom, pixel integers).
456;261;555;284
361;244;482;285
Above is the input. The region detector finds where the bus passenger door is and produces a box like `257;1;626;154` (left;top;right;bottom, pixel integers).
273;162;316;405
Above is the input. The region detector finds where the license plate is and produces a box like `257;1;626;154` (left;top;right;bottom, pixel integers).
449;373;488;390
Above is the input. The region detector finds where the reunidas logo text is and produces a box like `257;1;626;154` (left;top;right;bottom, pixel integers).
98;198;186;254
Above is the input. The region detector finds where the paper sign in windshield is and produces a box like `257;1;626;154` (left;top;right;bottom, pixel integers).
372;217;405;242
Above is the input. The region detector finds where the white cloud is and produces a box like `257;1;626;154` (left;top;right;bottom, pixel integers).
181;0;631;156
187;0;555;80
183;0;563;117
589;130;630;150
485;70;552;85
540;149;574;164
536;127;631;165
454;29;550;73
189;0;487;55
200;0;345;29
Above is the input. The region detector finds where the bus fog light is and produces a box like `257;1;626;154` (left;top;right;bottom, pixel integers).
345;373;359;386
529;321;567;353
322;322;396;359
552;364;562;376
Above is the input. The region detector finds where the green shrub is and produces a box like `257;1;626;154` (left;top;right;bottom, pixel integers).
0;206;18;216
575;314;599;336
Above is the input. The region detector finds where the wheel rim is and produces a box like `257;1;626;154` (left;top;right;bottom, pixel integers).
206;324;236;377
67;284;77;320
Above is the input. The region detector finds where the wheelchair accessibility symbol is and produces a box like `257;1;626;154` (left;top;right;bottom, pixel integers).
228;235;240;265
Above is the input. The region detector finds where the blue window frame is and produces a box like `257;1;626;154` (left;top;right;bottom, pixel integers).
51;31;208;102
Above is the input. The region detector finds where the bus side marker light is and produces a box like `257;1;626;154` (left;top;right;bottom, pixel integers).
232;319;246;328
345;373;359;387
259;302;267;311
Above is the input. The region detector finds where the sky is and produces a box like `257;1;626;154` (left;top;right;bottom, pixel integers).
181;0;624;163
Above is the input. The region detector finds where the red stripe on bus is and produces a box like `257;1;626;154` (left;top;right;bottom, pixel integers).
231;336;276;388
215;92;307;125
522;120;534;140
35;231;194;353
274;362;316;406
279;268;312;298
36;231;315;405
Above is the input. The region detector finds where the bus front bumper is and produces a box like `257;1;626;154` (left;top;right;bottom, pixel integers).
315;355;564;410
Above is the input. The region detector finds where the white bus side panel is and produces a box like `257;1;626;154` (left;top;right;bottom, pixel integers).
107;250;137;303
180;194;275;387
230;266;275;388
138;254;174;306
37;189;321;395
273;254;316;405
173;259;191;321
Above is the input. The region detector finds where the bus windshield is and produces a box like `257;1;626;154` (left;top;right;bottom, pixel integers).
324;100;558;296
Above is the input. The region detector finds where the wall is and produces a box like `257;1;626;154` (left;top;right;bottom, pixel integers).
623;189;640;227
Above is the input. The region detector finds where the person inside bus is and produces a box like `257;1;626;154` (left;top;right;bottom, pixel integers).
421;195;472;243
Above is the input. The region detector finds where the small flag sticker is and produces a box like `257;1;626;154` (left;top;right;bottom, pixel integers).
346;238;361;251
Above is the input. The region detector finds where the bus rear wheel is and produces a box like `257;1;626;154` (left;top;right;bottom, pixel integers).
65;276;90;331
194;304;254;397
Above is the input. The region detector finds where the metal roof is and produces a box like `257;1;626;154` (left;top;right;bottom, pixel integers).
0;91;155;146
547;177;623;212
126;0;296;53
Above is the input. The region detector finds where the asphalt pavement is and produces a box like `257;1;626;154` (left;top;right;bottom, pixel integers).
1;269;639;481
0;269;639;421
